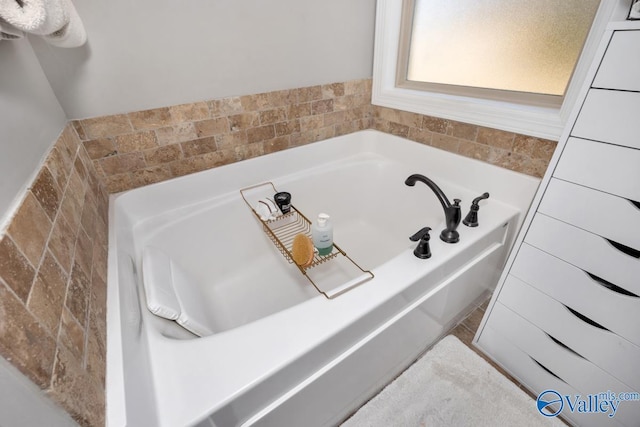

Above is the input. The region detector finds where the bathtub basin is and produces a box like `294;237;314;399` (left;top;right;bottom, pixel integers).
106;130;539;426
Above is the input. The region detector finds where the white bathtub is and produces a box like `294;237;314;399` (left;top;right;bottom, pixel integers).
106;130;539;426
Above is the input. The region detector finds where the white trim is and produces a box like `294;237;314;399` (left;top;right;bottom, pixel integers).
372;0;619;140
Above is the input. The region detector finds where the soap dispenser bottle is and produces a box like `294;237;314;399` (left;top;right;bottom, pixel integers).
312;213;333;256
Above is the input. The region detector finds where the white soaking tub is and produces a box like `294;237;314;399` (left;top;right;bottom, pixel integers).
106;130;539;427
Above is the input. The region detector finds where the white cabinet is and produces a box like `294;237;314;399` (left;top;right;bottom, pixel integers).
539;179;640;250
478;325;625;427
592;30;640;91
484;303;638;427
554;138;640;200
510;244;640;348
572;90;640;149
476;24;640;427
498;273;640;391
526;214;640;296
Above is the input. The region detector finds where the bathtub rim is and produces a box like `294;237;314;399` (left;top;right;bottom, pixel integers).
110;130;540;235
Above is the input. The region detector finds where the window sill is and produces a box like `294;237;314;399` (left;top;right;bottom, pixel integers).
372;0;619;140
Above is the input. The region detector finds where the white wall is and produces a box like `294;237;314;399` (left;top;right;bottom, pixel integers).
1;0;375;226
0;39;67;232
0;356;78;427
31;0;376;119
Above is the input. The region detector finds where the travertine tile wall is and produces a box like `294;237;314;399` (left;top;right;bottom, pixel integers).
0;77;557;427
74;79;374;193
74;78;556;196
0;124;109;427
371;106;557;178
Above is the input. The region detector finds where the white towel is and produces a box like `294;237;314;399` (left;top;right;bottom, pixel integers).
0;18;24;39
43;0;85;47
255;198;280;221
0;0;68;35
631;2;640;19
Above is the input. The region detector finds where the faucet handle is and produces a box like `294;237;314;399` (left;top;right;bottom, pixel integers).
453;198;461;206
471;192;490;206
410;227;432;242
463;192;490;227
411;227;432;259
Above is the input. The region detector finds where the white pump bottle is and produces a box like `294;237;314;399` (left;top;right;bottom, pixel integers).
312;213;333;256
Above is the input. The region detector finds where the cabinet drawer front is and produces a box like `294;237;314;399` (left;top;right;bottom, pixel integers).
554;138;640;202
499;275;640;391
572;89;640;149
593;30;640;91
539;178;640;250
477;327;619;427
486;303;640;426
525;214;640;297
510;244;640;348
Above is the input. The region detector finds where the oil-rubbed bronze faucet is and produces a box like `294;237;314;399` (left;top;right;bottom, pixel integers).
405;174;461;243
463;193;490;227
409;227;432;258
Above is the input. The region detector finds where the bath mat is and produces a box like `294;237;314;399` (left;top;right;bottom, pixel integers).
341;335;564;427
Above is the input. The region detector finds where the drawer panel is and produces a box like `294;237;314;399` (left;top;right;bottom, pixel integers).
510;244;640;348
572;89;640;149
499;274;640;391
593;30;640;91
539;178;640;250
554;138;640;202
478;324;624;427
486;303;639;426
525;214;640;298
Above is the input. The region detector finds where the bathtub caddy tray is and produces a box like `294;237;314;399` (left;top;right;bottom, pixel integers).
240;182;374;299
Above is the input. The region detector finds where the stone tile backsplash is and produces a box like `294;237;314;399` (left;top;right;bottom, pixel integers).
0;77;557;427
74;79;374;193
0;124;109;426
74;78;555;196
371;105;557;178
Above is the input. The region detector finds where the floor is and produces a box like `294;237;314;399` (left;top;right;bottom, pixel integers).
449;297;539;400
450;300;569;425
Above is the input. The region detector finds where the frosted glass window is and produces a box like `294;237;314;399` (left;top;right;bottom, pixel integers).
404;0;600;98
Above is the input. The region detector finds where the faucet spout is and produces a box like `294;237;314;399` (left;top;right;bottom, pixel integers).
405;174;453;210
405;174;462;243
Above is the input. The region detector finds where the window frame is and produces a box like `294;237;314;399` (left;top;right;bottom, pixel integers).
372;0;619;140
